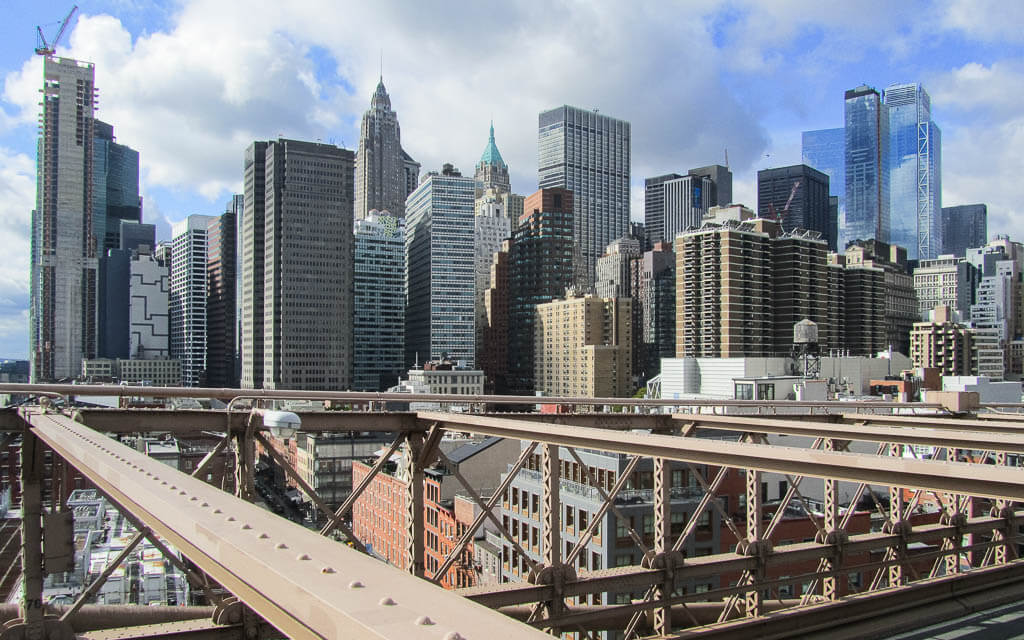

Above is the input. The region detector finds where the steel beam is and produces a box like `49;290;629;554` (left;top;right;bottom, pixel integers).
841;412;1024;433
417;412;1024;502
25;410;549;640
677;413;1024;452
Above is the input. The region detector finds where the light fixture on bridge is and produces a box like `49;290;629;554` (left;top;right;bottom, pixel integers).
254;409;302;439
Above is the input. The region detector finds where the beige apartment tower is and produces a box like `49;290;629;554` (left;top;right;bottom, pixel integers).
909;305;975;375
534;294;632;398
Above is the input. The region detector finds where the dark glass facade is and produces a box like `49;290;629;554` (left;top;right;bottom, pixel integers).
941;204;987;258
757;164;836;251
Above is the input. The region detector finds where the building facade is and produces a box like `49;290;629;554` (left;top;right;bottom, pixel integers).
129;248;170;359
802;127;845;246
844;240;917;356
241;142;267;389
757;164;836;251
354;79;419;219
206;208;237;388
912;256;975;321
941;204;987;258
534;294;632;398
844;86;890;251
474;123;511;196
170;215;215;386
637;242;675;381
92;120;141;254
30;57;99;381
595;237;641;299
910;306;974;376
260;139;355;390
353;212;406;391
538;106;630;286
884;83;942;261
405;167;477;367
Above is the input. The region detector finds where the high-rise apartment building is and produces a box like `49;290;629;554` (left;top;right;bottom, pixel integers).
636;242;675;381
844;86;890;251
405;166;477;367
534;294;632;398
479;245;510;393
206;207;237;388
884;83;942;261
941;205;987;258
241;142;267;389
170;215;216;387
354;79;419;219
507;188;575;394
30;57;99;381
538;106;630;286
802;127;845;246
833;253;887;356
844;240;917;356
757;165;836;251
595;237;641;299
257;139;355;390
910;305;974;376
474;123;510;196
353;212;405;391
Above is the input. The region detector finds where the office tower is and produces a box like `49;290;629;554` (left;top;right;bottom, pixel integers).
538;105;630;286
534;294;632;398
884;83;942;260
688;165;732;207
474;193;511;351
474;122;510;196
119;221;155;252
480;244;510;393
354;78;419;219
206;208;237;388
844;86;889;251
802;127;845;235
910;306;974;376
637;242;675;381
757;165;837;251
93;120;141;253
129;247;170;359
241;142;267;389
844;240;916;356
507;188;575;394
595;237;641;298
170;215;215;386
226;194;244;385
98;249;131;359
405;165;477;367
250;139;356;391
30;57;99;381
912;256;976;320
643;174;682;246
353;212;405;391
942;205;987;258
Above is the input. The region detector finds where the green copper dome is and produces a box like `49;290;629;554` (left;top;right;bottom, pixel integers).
479;121;506;168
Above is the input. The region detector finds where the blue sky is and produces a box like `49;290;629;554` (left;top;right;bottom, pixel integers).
1;0;1022;359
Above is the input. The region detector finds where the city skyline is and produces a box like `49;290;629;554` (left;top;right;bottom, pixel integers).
1;0;1022;358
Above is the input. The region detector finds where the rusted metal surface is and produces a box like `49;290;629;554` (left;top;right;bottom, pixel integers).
25;410;550;640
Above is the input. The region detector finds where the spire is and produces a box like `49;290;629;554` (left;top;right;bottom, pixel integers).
371;76;391;111
479;121;506;168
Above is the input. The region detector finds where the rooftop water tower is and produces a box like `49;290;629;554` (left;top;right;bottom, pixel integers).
793;319;821;379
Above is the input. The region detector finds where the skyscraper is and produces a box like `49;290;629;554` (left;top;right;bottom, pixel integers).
93;120;141;253
206;207;237;388
802;127;845;245
942;204;987;258
170;215;216;387
241;142;267;389
757;164;836;251
405;165;477;367
474;122;510;196
30;57;98;381
129;247;170;360
688;165;732;207
260;139;355;390
353;212;405;391
354;78;419;219
844;86;890;251
884;83;942;260
538;106;630;286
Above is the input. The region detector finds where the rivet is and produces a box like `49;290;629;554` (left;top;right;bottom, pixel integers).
226;516;236;522
213;509;222;514
189;497;198;502
349;581;364;589
276;543;288;549
258;533;269;539
179;491;187;496
379;597;396;606
241;523;251;530
200;502;209;507
161;481;168;486
415;615;434;626
169;485;177;490
297;553;311;560
444;633;464;640
321;567;335;574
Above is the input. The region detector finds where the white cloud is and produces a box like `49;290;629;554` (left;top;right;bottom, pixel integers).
939;0;1024;42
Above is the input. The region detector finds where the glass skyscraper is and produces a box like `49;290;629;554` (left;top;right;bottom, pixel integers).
354;213;405;391
884;83;942;261
802;127;845;246
942;204;987;258
538;106;630;287
844;86;889;252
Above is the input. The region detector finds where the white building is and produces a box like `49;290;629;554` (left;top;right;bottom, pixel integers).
130;248;170;359
170;215;215;386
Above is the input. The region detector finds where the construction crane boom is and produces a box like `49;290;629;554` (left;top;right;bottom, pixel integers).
35;5;78;57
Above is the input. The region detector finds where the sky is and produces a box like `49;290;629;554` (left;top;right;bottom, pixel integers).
0;0;1022;360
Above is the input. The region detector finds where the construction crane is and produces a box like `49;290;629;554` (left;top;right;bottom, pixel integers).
766;179;802;224
35;5;78;57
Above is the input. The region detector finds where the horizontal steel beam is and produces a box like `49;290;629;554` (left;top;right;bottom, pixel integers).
65;408;418;435
417;412;1024;501
841;413;1024;434
0;383;941;409
27;410;549;640
679;414;1024;452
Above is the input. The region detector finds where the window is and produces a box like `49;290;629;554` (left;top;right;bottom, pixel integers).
671;512;686;536
757;383;775;400
615;554;632;567
735;383;754;400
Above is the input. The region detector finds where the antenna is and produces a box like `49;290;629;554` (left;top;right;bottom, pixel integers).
379;49;383;81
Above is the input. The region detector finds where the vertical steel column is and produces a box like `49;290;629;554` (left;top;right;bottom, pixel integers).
234;417;256;502
888;443;905;587
822;438;839;600
653;458;671;635
943;446;964;575
20;428;44;629
993;451;1011;565
403;433;425;577
542;443;560;567
744;467;762;617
